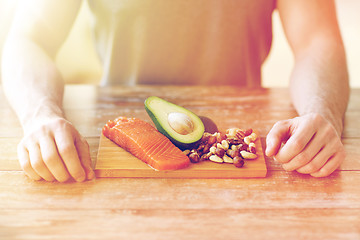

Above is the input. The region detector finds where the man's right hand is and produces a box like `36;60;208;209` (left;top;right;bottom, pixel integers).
18;118;95;182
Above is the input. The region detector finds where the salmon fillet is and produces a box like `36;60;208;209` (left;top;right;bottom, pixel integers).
102;117;190;171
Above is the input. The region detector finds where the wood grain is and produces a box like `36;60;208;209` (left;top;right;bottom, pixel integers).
2;137;360;171
1;209;359;240
95;134;267;178
1;171;360;210
1;85;360;240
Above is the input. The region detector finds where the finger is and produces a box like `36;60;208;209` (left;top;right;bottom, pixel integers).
295;139;338;174
75;136;95;180
17;144;41;180
281;131;325;171
39;136;71;182
265;120;290;157
54;131;86;182
28;143;55;182
311;151;345;177
274;123;316;164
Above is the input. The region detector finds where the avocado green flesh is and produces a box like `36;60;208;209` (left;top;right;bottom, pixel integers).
145;96;205;149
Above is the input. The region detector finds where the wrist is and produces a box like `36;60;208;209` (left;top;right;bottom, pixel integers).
21;99;65;133
301;110;344;137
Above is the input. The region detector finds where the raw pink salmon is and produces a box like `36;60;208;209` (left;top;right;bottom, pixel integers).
102;117;190;171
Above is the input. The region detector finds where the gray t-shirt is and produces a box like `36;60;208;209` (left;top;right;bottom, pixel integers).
87;0;276;86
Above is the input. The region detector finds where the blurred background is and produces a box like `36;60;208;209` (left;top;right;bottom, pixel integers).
0;0;359;87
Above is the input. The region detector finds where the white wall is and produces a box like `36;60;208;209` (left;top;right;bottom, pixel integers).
0;1;102;84
1;0;359;87
0;0;18;79
262;0;360;87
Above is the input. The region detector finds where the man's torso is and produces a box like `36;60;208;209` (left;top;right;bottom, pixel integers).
88;0;276;86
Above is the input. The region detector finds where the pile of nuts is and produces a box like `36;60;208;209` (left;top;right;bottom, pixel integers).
183;128;258;168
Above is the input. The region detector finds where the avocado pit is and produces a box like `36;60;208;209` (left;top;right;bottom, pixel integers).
167;112;194;135
144;96;205;149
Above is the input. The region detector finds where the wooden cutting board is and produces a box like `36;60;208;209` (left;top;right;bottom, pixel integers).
95;134;267;178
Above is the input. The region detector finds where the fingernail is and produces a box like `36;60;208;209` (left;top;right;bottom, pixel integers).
265;143;272;156
76;175;86;182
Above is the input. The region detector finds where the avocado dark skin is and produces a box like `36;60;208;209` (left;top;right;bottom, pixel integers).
199;116;218;134
144;96;206;150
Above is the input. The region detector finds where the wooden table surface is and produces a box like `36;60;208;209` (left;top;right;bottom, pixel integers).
1;85;359;240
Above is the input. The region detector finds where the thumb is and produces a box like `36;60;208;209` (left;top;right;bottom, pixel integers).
265;120;291;157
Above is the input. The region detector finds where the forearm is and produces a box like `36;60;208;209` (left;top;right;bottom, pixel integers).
2;36;65;131
289;38;349;136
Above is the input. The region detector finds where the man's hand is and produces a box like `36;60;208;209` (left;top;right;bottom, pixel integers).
17;118;95;182
265;113;346;177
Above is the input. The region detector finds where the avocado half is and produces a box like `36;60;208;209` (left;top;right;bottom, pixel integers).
145;96;205;150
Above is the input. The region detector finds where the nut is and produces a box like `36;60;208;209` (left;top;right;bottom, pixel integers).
248;142;256;154
238;144;247;151
223;155;234;163
235;130;246;139
184;128;258;168
209;155;224;163
240;150;257;160
226;128;239;138
244;136;251;145
200;153;211;161
197;144;205;152
249;146;256;154
207;135;217;145
249;132;257;142
189;152;200;163
249;142;256;154
210;146;217;154
227;149;238;158
216;143;224;149
244;128;253;136
201;132;212;142
183;149;190;155
217;133;227;143
233;156;245;168
221;140;229;150
227;138;241;145
203;144;211;154
231;144;239;151
215;148;225;158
